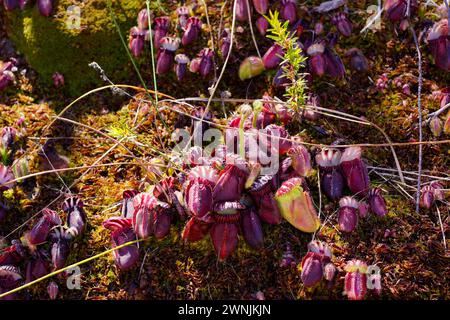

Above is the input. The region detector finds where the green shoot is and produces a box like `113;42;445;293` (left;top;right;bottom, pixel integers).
264;11;308;115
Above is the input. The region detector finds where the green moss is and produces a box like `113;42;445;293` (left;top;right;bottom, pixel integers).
5;0;145;96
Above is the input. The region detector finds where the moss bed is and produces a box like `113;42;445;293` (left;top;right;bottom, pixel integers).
0;0;449;299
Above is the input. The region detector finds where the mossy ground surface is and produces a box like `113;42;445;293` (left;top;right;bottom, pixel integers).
0;1;449;299
4;0;147;96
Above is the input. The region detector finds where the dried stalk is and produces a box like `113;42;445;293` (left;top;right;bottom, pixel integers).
409;25;424;214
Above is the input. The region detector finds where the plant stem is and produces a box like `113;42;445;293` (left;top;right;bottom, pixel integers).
409;26;423;213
